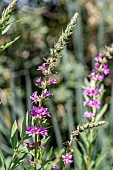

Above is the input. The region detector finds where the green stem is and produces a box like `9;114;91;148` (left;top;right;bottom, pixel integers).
34;101;42;170
63;164;66;170
8;150;16;170
8;138;25;170
34;134;37;170
87;128;93;168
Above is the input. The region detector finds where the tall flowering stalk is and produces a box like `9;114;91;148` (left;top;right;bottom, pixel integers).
61;50;113;169
82;53;111;167
25;13;79;169
83;53;109;119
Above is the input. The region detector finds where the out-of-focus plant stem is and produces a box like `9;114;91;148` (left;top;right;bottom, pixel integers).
87;127;93;169
34;101;42;170
8;151;16;170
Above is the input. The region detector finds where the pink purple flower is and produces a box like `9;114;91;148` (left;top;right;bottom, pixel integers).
53;166;60;170
30;91;39;104
36;77;42;85
90;100;101;108
42;89;53;98
89;71;104;81
84;100;101;108
62;153;73;164
28;106;50;119
27;141;34;148
49;78;57;84
26;126;38;137
37;63;46;71
83;100;90;106
37;126;48;137
40;144;45;149
95;62;100;68
84;111;95;118
28;159;34;163
96;74;104;81
101;64;110;75
83;86;102;97
95;53;103;61
26;126;48;137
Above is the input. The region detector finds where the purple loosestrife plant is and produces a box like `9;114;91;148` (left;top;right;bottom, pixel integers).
83;53;110;119
82;52;111;168
62;51;112;170
25;13;79;170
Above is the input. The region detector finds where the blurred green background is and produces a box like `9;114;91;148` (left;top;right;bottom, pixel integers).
0;0;113;169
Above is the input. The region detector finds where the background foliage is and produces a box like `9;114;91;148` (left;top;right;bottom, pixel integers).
0;0;113;169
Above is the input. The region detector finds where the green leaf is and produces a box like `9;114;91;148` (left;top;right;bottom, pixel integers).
82;156;88;170
78;141;87;155
20;113;28;139
11;121;18;149
95;152;106;168
41;159;53;168
1;23;11;35
80;132;89;149
36;163;41;169
0;36;20;52
0;149;6;170
1;19;21;35
46;147;53;160
89;160;95;170
10;153;27;170
96;104;108;122
73;146;82;169
18;147;29;154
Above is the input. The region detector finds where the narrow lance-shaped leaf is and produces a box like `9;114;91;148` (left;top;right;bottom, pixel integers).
95;152;107;168
11;120;18;149
73;146;82;169
0;149;6;170
1;20;21;35
95;104;108;122
0;36;20;51
10;153;27;170
1;23;11;35
20;113;28;139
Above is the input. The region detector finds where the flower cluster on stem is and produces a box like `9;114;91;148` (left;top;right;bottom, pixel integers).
26;58;58;166
62;52;111;167
25;13;79;169
83;53;110;118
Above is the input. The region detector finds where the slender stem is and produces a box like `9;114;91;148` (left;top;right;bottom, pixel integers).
8;151;16;170
87;128;93;168
34;101;42;170
8;138;24;170
63;164;66;170
34;119;39;170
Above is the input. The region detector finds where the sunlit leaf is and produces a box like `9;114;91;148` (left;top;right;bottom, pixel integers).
95;152;106;168
10;153;27;170
11;121;18;149
20;113;28;139
1;23;11;35
96;104;108;122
